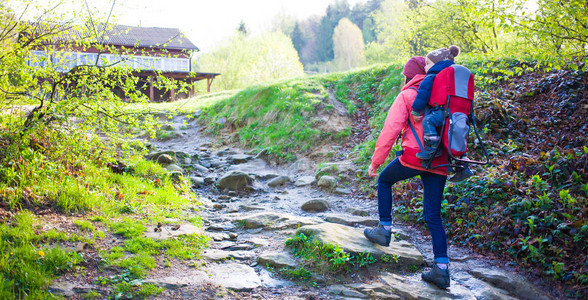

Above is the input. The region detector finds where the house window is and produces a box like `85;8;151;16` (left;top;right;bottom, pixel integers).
79;53;98;66
27;50;49;68
52;51;78;72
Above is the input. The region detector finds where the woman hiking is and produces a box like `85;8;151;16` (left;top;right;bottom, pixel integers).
363;55;451;289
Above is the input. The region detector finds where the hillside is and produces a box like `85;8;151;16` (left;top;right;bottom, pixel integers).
186;61;587;297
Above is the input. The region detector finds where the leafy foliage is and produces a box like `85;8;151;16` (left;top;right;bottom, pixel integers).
284;232;378;274
194;31;304;92
0;2;208;297
333;18;365;70
366;0;587;69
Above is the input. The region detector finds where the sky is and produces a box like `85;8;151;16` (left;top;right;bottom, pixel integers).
86;0;366;52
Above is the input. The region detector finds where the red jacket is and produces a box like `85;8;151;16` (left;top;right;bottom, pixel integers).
371;75;448;176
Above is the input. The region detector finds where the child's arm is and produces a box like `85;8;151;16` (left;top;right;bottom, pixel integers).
412;74;435;114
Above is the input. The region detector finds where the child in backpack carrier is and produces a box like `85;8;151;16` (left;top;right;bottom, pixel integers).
411;45;473;182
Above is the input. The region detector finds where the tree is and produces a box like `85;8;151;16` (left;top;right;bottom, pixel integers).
298;16;321;65
0;0;171;139
362;17;376;44
333;18;365;70
270;11;296;36
349;0;383;32
316;15;335;62
371;0;410;56
517;0;587;62
194;31;304;91
290;22;305;55
315;0;351;63
237;20;248;35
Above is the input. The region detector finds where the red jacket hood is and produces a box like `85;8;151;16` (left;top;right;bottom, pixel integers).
402;74;425;91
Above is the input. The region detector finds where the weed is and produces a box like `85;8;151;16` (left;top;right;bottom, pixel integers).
279;267;313;280
110;218;146;238
74;219;96;232
381;254;399;264
285;232;379;274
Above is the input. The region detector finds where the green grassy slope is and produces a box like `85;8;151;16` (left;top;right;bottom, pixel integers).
0;118;208;298
195;65;404;162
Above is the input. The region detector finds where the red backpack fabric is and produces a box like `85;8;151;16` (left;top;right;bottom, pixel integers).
428;64;475;158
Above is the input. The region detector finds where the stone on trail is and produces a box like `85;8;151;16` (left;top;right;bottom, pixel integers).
157;154;176;165
248;237;270;248
238;205;266;212
267;175;291;187
228;158;276;179
165;164;184;173
233;211;319;230
346;207;370;217
295;223;423;267
175;151;190;158
193;163;209;174
451;271;517;300
204;174;218;184
381;273;475;300
257;251;297;269
334;186;352;195
144;273;206;290
217;171;253;191
207;222;237;232
48;281;75;297
317;175;337;189
324;213;378;227
347;282;401;299
144;223;203;240
146;150;176;162
190;176;205;187
207;232;231;241
328;284;368;298
294;175;316;187
229;154;252;164
301;199;330;212
209;263;261;291
468;267;551;300
258;268;295;289
203;249;255;261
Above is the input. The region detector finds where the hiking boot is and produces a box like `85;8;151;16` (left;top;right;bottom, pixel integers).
416;139;441;160
364;224;391;247
449;166;473;182
422;264;450;289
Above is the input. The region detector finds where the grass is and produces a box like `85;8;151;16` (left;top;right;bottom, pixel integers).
125;90;238;115
284;232;382;275
192;64;404;162
0;114;208;297
0;211;84;298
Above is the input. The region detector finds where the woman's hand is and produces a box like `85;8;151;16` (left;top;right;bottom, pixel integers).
368;163;380;177
411;110;423;122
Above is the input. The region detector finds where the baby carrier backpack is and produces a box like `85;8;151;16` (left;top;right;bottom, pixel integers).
410;64;489;170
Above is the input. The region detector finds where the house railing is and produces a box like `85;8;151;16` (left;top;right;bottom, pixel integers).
27;50;190;73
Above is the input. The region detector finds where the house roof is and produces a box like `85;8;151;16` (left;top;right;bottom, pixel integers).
28;23;199;52
103;25;199;51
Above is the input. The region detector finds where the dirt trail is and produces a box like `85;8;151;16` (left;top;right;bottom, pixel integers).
141;115;552;299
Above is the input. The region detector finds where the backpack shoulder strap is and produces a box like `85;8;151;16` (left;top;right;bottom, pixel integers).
408;120;425;151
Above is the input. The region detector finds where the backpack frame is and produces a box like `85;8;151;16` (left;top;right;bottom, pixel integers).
409;64;489;170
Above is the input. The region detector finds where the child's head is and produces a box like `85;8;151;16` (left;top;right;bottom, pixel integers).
425;45;460;72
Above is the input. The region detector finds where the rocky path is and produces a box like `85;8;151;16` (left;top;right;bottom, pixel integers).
142;115;551;299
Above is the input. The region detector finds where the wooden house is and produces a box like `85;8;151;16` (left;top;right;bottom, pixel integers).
27;24;219;101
